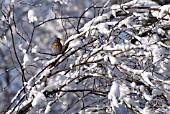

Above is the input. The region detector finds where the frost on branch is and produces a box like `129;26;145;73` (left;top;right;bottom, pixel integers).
5;0;170;114
28;10;38;23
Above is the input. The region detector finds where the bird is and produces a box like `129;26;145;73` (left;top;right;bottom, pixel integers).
50;37;70;68
51;38;62;55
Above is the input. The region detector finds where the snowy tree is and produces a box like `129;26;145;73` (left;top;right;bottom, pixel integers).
1;0;170;114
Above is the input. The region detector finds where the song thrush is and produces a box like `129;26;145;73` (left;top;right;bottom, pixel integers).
51;38;62;55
